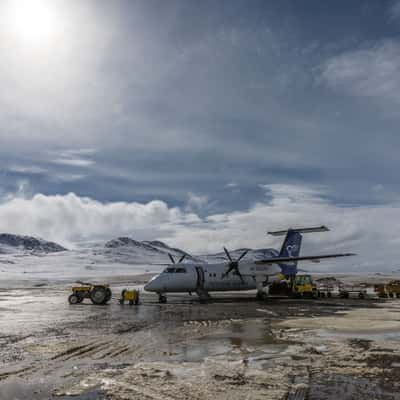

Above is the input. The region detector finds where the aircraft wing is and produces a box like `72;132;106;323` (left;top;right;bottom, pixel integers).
254;253;356;264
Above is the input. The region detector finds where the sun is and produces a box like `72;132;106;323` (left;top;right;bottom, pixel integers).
8;0;58;44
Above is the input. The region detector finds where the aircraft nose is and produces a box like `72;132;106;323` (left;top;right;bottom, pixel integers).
144;276;162;292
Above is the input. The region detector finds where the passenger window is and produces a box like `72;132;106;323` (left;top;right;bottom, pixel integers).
164;267;176;273
175;268;186;273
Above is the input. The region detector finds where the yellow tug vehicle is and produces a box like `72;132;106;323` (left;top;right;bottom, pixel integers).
119;289;140;305
68;281;112;305
269;274;317;298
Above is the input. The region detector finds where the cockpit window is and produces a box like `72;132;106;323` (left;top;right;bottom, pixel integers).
163;267;186;273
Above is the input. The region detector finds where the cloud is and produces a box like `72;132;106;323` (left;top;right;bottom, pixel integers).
51;158;94;167
0;191;198;246
47;173;87;182
185;192;209;212
7;165;47;175
320;40;400;114
0;184;400;272
49;148;96;168
388;0;400;22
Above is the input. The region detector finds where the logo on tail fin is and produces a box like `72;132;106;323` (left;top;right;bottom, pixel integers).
286;244;299;257
279;230;302;276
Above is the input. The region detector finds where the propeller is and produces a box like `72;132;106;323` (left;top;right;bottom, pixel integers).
168;253;186;264
222;247;248;283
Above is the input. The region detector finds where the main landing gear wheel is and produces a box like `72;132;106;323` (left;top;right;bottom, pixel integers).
158;294;167;303
256;292;267;300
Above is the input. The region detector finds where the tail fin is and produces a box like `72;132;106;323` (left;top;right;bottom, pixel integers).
278;230;302;276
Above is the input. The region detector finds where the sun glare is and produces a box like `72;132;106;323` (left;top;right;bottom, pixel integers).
8;0;59;44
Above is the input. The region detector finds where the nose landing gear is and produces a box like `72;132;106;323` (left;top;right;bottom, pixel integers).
158;293;167;303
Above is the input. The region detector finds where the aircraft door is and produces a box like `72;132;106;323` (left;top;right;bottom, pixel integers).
195;266;205;289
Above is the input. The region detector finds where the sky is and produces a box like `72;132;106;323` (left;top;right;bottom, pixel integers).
1;0;400;269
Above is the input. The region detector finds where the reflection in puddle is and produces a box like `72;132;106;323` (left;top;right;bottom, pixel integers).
158;319;289;363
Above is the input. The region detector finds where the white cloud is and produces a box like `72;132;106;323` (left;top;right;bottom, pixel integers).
225;182;238;189
0;184;400;271
0;192;198;246
320;40;400;113
49;148;96;168
7;165;47;175
51;158;94;167
186;192;209;212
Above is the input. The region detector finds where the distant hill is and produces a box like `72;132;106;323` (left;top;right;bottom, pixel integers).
0;233;67;254
101;237;202;264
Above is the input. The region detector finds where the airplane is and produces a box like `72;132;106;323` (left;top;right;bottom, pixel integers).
144;225;355;303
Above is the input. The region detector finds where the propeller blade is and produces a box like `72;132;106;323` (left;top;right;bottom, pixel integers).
236;250;249;262
223;247;233;262
236;268;245;284
222;264;234;279
168;253;175;264
178;254;186;263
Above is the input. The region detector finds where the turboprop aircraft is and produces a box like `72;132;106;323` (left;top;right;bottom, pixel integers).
144;226;355;303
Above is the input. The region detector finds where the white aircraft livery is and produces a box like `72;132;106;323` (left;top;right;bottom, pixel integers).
144;226;355;303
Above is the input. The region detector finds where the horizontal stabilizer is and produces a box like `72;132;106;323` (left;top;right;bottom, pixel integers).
255;252;355;265
268;225;329;236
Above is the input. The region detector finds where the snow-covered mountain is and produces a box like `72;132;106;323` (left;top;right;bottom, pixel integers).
100;237;203;264
0;233;67;254
0;233;282;285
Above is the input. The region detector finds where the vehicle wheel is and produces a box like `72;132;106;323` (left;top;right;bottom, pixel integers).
396;293;400;299
77;295;84;303
90;286;108;305
68;294;79;305
389;292;394;298
320;292;326;298
105;288;112;302
327;292;332;298
358;292;364;299
158;294;167;303
129;300;134;305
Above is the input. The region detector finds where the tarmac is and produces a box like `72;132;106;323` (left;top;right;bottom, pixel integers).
1;277;400;399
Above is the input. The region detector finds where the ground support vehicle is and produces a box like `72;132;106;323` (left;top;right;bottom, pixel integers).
375;280;400;298
68;282;112;305
316;283;337;298
338;285;368;299
269;275;317;298
119;289;140;305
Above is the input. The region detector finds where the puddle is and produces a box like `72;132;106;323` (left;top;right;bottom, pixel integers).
153;319;290;363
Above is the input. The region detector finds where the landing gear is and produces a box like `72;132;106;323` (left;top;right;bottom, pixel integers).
256;291;268;300
256;279;269;300
158;293;167;303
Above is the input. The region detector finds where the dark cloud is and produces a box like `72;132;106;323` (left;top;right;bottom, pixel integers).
0;0;399;212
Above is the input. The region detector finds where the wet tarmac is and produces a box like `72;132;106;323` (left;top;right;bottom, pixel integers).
1;282;400;399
